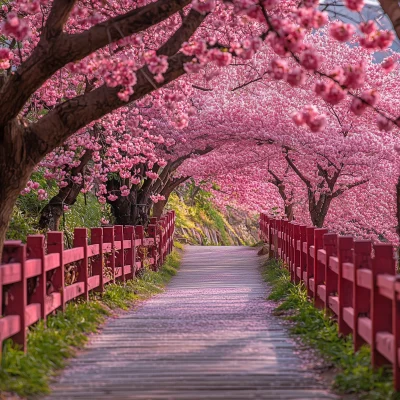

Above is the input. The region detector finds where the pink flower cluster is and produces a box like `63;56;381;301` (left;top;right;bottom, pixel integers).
143;50;169;83
150;194;166;203
20;180;40;195
145;171;159;180
344;0;364;12
191;0;216;14
0;12;30;40
359;22;394;50
313;61;366;106
350;89;379;116
292;105;327;132
0;48;14;70
103;59;137;102
295;8;328;30
382;56;397;73
329;21;355;42
268;59;306;87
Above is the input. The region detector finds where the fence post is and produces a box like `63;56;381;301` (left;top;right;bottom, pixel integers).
170;211;175;253
103;227;115;283
135;226;144;271
147;222;158;270
73;228;89;301
91;228;104;293
371;244;395;367
158;217;166;266
324;233;338;312
114;226;125;282
267;217;273;259
47;232;65;311
2;241;27;351
26;235;47;320
292;223;301;283
352;240;372;349
123;226;135;280
313;228;328;307
336;236;354;337
393;277;400;391
299;225;307;284
305;227;315;297
277;219;282;259
288;222;294;279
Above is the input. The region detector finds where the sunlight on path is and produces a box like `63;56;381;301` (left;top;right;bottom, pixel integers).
47;246;337;399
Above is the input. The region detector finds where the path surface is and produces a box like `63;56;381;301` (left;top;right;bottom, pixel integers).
48;246;337;399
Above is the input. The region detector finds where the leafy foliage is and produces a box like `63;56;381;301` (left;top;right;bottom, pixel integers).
7;170;106;246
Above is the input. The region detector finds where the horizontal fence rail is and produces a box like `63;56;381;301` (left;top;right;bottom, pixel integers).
0;211;175;355
259;213;400;391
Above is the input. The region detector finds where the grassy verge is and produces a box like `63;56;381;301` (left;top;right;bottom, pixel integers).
262;258;399;400
0;250;182;398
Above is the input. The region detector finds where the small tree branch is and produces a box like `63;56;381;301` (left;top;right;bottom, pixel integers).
379;0;400;40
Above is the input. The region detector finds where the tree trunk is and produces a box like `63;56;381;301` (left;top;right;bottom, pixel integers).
396;175;400;263
152;199;168;218
285;203;294;222
151;176;189;218
0;121;36;258
39;183;82;230
38;149;93;231
309;194;332;228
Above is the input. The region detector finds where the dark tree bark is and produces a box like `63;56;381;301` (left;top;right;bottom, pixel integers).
152;176;189;217
284;151;367;228
38;149;93;230
396;175;400;245
107;147;213;225
267;169;295;221
0;121;37;253
378;0;400;40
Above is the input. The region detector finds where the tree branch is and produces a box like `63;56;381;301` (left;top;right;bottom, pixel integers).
378;0;400;40
27;9;207;164
284;152;312;189
43;0;77;39
332;179;368;198
0;0;192;127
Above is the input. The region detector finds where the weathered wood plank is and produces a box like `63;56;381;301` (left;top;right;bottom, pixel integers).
47;246;337;399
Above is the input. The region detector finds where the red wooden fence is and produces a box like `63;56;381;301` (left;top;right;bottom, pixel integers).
259;213;400;391
0;211;175;355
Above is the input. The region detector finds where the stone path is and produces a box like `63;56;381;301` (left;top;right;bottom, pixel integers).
47;246;337;399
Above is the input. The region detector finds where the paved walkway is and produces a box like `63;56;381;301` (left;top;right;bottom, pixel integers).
48;246;337;399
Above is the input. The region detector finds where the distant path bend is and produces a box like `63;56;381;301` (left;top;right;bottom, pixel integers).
48;246;337;400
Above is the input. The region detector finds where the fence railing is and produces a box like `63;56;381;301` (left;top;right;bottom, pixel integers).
259;213;400;391
0;211;175;355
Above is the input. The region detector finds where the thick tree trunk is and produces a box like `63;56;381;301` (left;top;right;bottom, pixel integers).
152;199;168;218
0;121;36;258
309;194;332;228
108;192;151;226
396;176;400;261
152;176;189;218
38;182;83;230
0;186;23;260
285;204;295;222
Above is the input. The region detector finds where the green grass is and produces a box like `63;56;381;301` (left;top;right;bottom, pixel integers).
262;258;400;400
0;250;181;398
167;192;247;246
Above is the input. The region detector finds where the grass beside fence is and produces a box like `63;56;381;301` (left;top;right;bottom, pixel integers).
262;258;400;400
0;249;182;398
